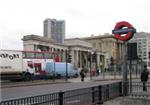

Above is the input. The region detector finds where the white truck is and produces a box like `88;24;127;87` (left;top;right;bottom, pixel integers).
0;50;35;81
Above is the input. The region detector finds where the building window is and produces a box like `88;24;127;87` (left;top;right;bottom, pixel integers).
35;53;43;58
25;52;35;58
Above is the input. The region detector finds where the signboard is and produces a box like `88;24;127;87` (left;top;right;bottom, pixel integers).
112;21;136;41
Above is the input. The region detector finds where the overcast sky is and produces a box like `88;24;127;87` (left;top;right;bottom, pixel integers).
0;0;150;50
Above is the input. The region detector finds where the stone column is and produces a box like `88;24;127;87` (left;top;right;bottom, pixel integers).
60;49;64;62
76;50;79;68
70;50;74;64
78;50;81;68
80;51;82;68
85;51;88;68
97;53;100;69
73;50;76;67
51;47;54;60
74;50;78;68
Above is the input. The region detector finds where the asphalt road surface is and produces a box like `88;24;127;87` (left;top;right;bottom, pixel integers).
1;80;120;101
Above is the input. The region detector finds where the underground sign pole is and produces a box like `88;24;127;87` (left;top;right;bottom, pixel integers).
112;21;136;96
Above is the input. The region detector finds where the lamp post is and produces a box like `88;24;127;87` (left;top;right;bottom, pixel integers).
122;42;128;96
65;50;68;81
89;52;92;80
54;52;56;81
95;52;98;77
112;21;136;96
91;51;97;79
90;51;94;80
53;49;56;82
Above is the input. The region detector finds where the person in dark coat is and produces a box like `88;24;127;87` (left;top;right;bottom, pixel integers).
141;65;149;91
80;68;85;82
96;68;99;76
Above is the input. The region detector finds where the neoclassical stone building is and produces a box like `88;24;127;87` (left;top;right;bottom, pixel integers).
82;34;124;69
22;34;124;71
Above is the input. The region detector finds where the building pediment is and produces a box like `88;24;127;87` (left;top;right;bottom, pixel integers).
22;34;54;43
64;38;92;49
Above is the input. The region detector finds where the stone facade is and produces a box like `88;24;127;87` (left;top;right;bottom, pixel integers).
22;34;124;71
82;34;124;70
22;35;93;69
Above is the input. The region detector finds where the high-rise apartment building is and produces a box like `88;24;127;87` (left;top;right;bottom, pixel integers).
43;18;65;43
130;32;150;67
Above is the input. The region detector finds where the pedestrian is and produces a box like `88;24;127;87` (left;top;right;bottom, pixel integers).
96;68;99;76
104;68;107;72
80;68;85;82
140;65;149;91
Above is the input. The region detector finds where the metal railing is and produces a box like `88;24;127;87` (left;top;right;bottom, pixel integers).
1;82;122;105
129;81;150;97
89;71;140;81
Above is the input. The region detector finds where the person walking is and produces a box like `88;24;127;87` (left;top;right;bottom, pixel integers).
80;68;85;82
96;68;99;76
141;65;149;91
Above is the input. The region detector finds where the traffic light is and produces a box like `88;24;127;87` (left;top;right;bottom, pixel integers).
87;53;91;61
67;54;72;63
149;52;150;59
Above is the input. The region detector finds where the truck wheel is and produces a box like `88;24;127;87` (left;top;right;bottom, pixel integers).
57;74;61;79
23;73;32;81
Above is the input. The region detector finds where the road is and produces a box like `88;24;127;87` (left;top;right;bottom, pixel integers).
1;79;121;101
1;73;140;102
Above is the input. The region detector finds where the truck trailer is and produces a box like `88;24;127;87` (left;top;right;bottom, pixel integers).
0;50;54;80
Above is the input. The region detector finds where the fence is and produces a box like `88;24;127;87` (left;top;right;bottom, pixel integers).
90;71;140;81
1;82;122;105
129;81;150;97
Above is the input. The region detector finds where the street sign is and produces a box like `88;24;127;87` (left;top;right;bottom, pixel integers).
112;21;136;41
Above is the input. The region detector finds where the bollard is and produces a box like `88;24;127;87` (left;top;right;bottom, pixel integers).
119;82;123;96
92;87;95;104
59;91;64;105
106;85;109;100
98;85;103;104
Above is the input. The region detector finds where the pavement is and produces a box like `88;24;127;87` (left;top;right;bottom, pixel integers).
68;74;140;83
1;79;121;101
1;74;140;88
1;74;147;102
1;79;68;88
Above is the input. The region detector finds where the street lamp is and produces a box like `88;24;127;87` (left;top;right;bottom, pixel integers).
91;51;96;79
88;51;93;80
65;50;68;81
53;49;56;81
88;52;92;80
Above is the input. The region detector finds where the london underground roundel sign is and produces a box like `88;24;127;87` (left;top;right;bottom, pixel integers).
112;21;136;41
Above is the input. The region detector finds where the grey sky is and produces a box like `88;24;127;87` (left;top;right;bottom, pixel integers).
0;0;150;50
